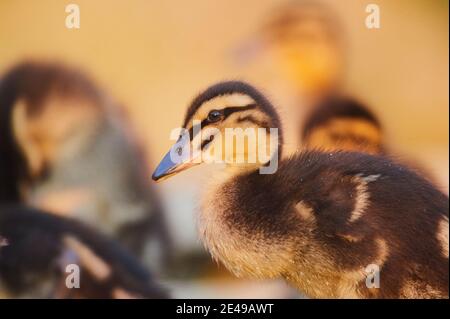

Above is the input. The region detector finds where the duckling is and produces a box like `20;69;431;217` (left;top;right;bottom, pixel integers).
234;0;348;152
250;3;385;156
0;61;171;270
301;96;383;154
300;96;440;187
0;204;168;298
235;0;344;105
152;81;449;298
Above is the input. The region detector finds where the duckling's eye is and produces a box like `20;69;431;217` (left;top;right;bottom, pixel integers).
207;110;223;123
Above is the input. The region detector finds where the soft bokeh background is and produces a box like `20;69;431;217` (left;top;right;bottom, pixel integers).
1;0;448;298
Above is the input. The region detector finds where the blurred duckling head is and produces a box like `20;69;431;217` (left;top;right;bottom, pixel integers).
235;1;345;97
152;81;283;181
302;97;383;154
0;62;103;200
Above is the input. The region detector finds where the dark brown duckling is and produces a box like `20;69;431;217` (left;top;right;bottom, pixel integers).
152;81;449;298
0;61;171;270
0;204;168;298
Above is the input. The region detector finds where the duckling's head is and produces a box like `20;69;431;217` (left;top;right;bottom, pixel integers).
0;62;103;201
302;96;383;154
234;1;344;97
152;81;283;181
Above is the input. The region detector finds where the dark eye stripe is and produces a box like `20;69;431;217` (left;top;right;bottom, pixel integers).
236;115;268;127
222;104;257;119
186;104;257;141
200;134;215;150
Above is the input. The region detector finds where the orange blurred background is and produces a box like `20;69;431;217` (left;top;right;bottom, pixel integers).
0;0;448;298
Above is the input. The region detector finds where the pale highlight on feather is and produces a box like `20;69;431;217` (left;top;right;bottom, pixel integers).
437;216;449;258
349;174;379;222
63;235;112;281
295;201;315;222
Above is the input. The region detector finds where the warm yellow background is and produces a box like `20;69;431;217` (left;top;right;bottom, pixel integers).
1;0;447;188
0;0;448;298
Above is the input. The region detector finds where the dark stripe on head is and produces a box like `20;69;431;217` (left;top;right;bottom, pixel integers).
302;96;381;139
237;114;269;127
222;104;256;119
187;104;257;141
200;134;214;150
184;81;283;147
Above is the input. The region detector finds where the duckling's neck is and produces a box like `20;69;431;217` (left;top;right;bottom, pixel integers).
224;163;260;176
201;164;259;207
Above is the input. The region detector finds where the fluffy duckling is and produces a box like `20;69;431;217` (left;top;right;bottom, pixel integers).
0;62;171;269
234;0;349;153
235;0;344;104
0;205;168;298
300;96;440;187
152;81;449;298
252;3;385;156
301;96;383;154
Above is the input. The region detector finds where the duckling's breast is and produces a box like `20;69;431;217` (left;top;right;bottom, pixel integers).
198;170;300;279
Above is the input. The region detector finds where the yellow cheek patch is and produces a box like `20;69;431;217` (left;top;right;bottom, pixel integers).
304;118;382;154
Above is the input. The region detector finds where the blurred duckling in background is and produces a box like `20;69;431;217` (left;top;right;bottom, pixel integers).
233;0;347;154
301;96;440;186
234;0;344;106
251;1;382;155
0;62;171;271
0;205;168;298
237;1;436;184
152;81;448;298
302;96;383;154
